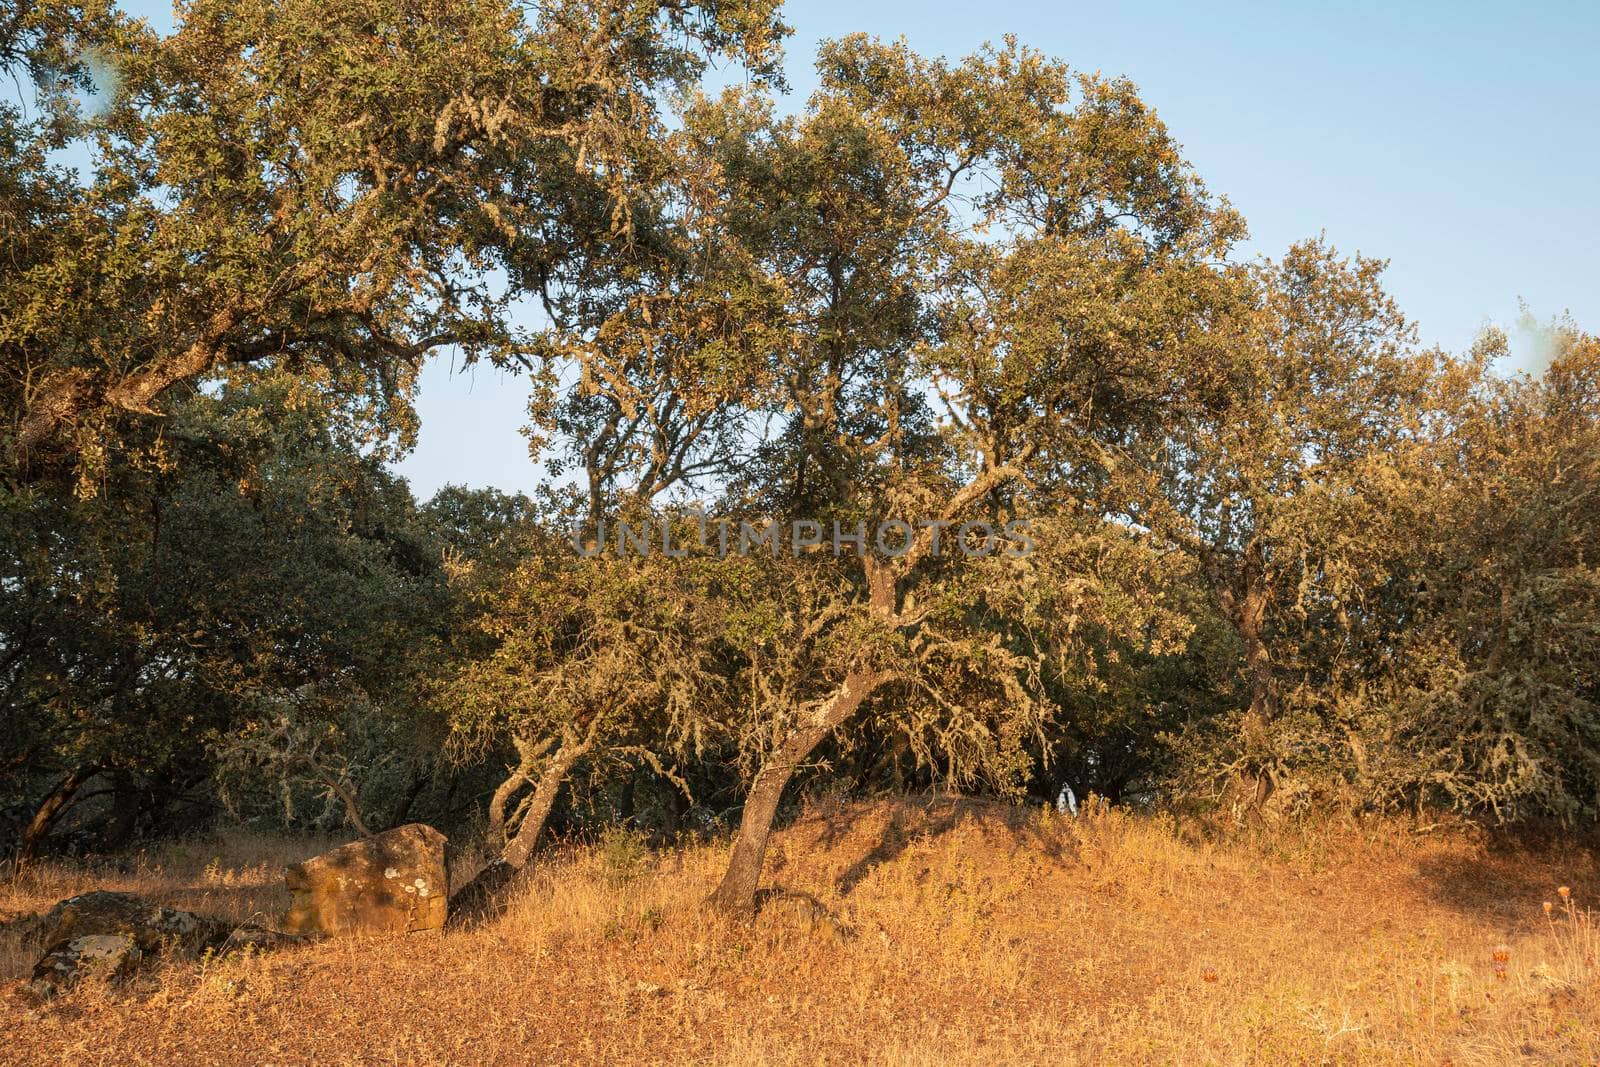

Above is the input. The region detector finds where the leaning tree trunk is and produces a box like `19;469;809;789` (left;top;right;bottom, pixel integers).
709;670;892;915
499;740;583;869
448;733;589;925
16;763;101;866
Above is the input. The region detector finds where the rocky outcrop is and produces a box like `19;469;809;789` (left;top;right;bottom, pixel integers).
282;823;448;937
37;891;232;957
21;827;450;998
26;892;234;998
29;934;142;997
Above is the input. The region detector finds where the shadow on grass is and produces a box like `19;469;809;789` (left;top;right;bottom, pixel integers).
800;795;1073;898
1412;822;1600;926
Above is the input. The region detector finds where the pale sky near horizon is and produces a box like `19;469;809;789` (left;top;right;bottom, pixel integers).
102;2;1600;498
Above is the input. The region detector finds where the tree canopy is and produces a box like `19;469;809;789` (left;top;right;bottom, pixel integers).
3;3;1596;920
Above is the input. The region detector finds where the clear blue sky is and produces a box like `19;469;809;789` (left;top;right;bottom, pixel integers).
111;1;1600;498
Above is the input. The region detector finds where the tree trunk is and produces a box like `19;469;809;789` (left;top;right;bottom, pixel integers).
1207;544;1278;810
448;734;588;925
709;670;892;915
1233;576;1277;808
659;775;687;841
617;770;637;827
485;738;547;845
501;740;584;869
98;771;142;851
304;759;372;837
1236;586;1276;723
384;772;432;831
17;763;101;866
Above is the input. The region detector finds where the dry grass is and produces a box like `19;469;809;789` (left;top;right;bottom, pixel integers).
2;798;1597;1065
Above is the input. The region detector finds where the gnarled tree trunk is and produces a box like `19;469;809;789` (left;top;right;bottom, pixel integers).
17;763;101;866
709;670;894;915
448;729;591;925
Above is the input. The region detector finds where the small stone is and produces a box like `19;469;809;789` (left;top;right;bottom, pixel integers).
282;824;448;937
215;924;307;955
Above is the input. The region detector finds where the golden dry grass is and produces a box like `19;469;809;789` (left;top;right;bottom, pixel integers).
2;798;1597;1065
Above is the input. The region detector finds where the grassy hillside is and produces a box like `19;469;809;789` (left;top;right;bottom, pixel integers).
3;799;1597;1064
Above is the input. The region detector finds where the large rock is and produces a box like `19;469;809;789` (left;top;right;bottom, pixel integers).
282;823;447;937
37;891;231;957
